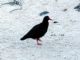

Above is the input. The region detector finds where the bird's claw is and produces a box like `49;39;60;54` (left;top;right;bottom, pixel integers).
37;43;42;45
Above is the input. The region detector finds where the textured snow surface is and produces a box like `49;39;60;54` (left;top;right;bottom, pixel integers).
0;0;80;60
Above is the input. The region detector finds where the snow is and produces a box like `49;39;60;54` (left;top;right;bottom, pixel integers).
0;0;80;60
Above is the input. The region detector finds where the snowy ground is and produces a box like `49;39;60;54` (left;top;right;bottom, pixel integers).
0;0;80;60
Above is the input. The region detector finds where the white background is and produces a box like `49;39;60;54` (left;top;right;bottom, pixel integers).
0;0;80;60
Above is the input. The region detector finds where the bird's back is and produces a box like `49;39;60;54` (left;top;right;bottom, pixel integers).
25;22;48;39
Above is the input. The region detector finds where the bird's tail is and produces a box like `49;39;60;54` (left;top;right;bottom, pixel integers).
20;35;28;40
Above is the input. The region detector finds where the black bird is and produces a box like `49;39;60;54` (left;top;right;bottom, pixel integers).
20;16;51;45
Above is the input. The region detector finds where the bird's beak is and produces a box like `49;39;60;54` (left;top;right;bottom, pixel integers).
49;18;52;20
49;19;52;20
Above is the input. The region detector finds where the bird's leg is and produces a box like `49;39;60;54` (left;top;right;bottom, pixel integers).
36;38;42;45
38;38;42;42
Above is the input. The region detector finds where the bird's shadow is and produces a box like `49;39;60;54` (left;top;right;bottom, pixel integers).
74;3;80;12
0;0;22;13
39;11;49;16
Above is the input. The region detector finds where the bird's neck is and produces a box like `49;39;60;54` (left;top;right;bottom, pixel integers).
42;21;49;26
42;19;48;23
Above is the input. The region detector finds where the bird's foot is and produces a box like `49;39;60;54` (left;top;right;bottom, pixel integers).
37;43;42;45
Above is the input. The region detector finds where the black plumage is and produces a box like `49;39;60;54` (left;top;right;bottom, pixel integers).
20;16;51;45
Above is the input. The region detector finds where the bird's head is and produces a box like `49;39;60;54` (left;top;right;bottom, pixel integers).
43;16;52;23
44;16;52;20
